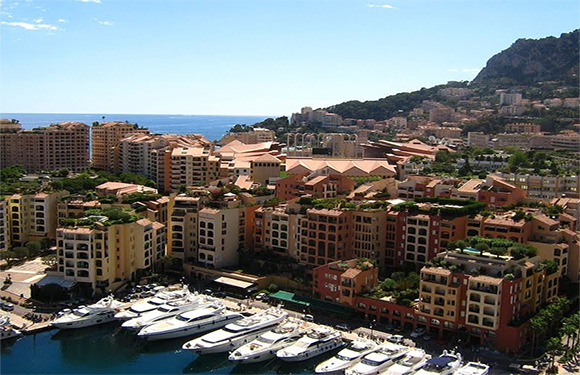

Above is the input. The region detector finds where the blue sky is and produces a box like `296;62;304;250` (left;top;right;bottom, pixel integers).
1;0;578;117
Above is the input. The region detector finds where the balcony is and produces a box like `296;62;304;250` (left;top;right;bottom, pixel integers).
469;284;499;294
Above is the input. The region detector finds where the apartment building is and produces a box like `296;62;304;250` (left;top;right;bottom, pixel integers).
417;251;558;353
250;154;281;185
313;259;378;305
7;191;68;246
352;210;386;269
253;205;296;258
169;146;220;191
499;92;523;105
505;123;541;134
493;172;580;200
197;206;246;269
0;200;10;252
467;132;491;148
0;122;89;172
276;173;354;201
220;128;276;145
56;217;166;294
92;121;150;171
397;176;456;199
114;134;214;192
168;196;204;263
298;208;352;273
451;176;526;208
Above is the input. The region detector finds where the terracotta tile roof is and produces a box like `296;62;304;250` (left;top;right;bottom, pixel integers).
341;268;362;278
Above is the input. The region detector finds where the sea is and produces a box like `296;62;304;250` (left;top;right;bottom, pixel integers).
0;322;325;374
1;113;275;142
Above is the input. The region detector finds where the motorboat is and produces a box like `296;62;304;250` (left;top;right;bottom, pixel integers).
413;350;463;375
381;348;431;375
276;326;344;362
454;362;489;375
228;319;305;364
0;315;22;341
115;285;191;320
137;304;243;341
315;337;379;373
51;295;123;329
121;294;216;330
182;307;288;354
344;342;409;375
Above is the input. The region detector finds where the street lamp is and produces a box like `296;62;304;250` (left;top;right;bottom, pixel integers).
370;319;376;339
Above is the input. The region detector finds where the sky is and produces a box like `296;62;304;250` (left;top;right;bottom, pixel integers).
1;0;578;117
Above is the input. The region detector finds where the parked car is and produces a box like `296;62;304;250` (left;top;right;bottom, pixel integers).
422;335;432;341
255;293;267;300
301;314;314;322
335;323;350;331
213;291;226;298
0;302;15;311
387;334;404;344
202;289;213;296
410;328;426;338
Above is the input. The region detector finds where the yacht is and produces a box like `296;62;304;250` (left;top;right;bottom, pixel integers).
122;294;216;331
454;362;489;375
344;342;409;375
413;350;463;375
137;304;244;341
0;315;22;341
381;348;431;375
115;286;191;320
276;326;344;362
315;337;378;373
228;319;305;364
52;295;124;329
182;307;288;354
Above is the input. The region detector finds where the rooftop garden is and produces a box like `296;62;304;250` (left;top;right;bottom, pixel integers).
392;197;486;217
59;207;141;228
445;236;538;260
361;271;420;307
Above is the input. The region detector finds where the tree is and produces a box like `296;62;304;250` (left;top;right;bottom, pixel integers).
508;151;529;173
474;242;490;256
546;337;563;371
26;241;41;257
490;246;506;259
41;254;58;268
267;283;279;293
13;246;30;261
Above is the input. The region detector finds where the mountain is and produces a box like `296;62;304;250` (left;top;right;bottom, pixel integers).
472;30;579;85
323;30;578;121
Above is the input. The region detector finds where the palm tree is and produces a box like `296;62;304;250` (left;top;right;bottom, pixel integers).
545;337;563;371
530;315;549;355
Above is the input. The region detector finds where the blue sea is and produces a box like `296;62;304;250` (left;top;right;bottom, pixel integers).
0;323;325;374
1;113;274;142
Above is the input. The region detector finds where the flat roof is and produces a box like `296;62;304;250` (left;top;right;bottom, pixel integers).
212;276;254;290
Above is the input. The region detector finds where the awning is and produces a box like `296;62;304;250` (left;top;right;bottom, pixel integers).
34;275;76;289
212;276;254;290
270;291;311;307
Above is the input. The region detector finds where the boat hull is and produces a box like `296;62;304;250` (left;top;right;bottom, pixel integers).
51;312;117;329
185;327;273;354
139;317;234;341
278;339;344;362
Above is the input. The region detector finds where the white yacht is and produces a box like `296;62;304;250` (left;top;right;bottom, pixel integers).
182;307;288;354
381;348;431;375
276;326;344;362
228;319;305;364
413;350;463;375
122;294;216;331
0;315;22;341
137;304;244;341
52;295;124;329
454;362;489;375
344;342;409;375
115;286;191;320
315;337;379;373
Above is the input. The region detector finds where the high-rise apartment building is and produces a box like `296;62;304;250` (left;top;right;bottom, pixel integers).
0;122;89;172
169;146;220;191
7;191;68;246
0;199;11;252
91;121;150;171
56;217;165;294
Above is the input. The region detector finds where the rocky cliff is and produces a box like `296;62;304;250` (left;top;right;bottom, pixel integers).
472;30;579;85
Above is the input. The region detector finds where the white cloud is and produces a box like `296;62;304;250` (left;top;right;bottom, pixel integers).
367;4;396;9
94;18;113;26
1;21;58;31
34;17;43;23
77;0;101;3
57;18;67;23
